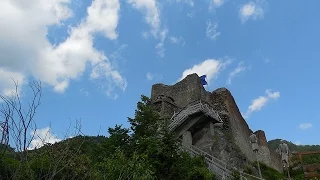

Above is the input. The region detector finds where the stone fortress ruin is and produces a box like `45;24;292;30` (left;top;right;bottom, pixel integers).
150;73;282;179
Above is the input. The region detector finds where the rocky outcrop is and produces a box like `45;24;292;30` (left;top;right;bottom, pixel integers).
150;73;282;172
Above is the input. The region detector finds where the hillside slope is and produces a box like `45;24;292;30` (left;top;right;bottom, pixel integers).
268;139;320;153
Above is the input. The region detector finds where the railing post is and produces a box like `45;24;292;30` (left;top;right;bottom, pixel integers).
222;168;225;180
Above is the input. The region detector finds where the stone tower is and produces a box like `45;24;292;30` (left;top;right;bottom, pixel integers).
150;73;282;172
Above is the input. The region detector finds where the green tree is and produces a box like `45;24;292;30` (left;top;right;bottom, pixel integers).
0;95;215;179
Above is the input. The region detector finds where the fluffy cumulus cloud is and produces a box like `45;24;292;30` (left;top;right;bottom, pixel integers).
226;61;248;85
239;0;265;23
178;58;231;82
206;20;221;40
29;127;61;149
0;0;126;98
243;89;280;118
299;123;313;130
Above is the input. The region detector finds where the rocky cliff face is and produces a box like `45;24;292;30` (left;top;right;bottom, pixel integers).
151;73;282;172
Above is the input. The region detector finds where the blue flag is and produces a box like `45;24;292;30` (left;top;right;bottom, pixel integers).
200;75;207;85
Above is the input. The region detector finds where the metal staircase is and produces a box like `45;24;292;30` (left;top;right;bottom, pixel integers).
181;143;264;180
168;100;263;180
168;100;223;131
181;143;233;180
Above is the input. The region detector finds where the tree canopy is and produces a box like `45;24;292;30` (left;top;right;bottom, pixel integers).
0;95;215;180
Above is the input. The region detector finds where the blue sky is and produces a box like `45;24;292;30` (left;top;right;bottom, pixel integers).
1;0;319;148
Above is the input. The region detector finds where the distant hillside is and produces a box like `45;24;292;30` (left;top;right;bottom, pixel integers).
268;139;320;153
268;139;320;165
268;139;320;179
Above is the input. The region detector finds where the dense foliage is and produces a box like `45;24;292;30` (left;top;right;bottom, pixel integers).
0;95;215;180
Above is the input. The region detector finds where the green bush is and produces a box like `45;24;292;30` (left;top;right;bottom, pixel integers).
254;161;284;180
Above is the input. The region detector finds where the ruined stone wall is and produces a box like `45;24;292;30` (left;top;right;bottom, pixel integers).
256;130;283;171
211;88;256;163
256;131;272;166
150;73;282;172
151;74;210;108
256;130;282;170
193;122;213;151
270;148;282;170
213;89;282;171
161;101;179;119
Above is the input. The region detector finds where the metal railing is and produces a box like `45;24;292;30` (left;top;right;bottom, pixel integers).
168;100;222;131
170;100;263;180
181;143;264;180
181;143;233;180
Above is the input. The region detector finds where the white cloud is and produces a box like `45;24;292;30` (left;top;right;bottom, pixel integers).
299;123;313;130
239;0;265;23
173;0;194;6
127;0;160;37
54;80;69;93
178;58;231;82
0;0;126;97
0;68;25;97
155;28;168;58
213;0;224;6
146;72;163;81
187;11;195;18
155;43;165;57
248;96;268;113
90;61;127;91
169;36;186;46
226;61;247;85
266;89;280;99
244;89;280;118
29;127;61;149
109;44;128;62
206;20;221;40
210;0;225;10
146;73;154;81
80;88;89;96
209;0;226;11
127;0;168;58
